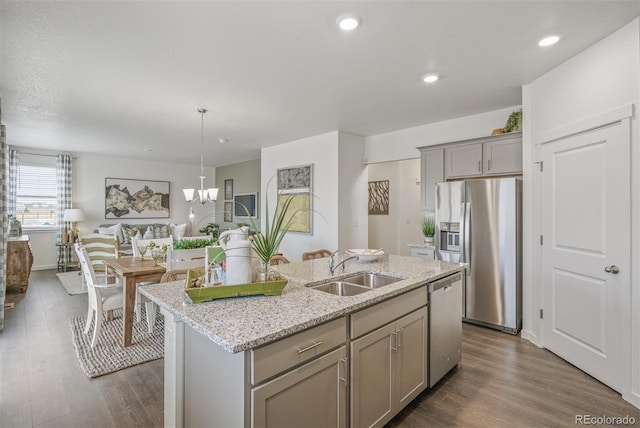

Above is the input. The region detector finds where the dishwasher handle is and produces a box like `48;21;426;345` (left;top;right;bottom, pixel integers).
428;273;462;293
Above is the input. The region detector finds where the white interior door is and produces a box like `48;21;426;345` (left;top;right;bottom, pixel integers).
541;120;630;392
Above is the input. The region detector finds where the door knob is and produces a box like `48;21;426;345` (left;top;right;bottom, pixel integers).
604;265;620;274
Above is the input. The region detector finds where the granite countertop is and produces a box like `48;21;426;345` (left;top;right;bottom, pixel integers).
139;254;465;353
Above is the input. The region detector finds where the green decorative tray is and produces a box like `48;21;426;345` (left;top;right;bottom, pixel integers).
184;268;288;304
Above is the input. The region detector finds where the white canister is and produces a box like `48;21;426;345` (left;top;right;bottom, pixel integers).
219;227;253;285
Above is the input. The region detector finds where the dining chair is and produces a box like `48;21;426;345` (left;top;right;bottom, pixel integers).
75;244;155;347
301;249;333;261
77;233;120;287
131;237;174;259
269;253;290;265
130;237;173;328
166;247;206;270
161;269;189;283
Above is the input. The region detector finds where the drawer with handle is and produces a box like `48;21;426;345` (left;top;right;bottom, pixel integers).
251;317;347;385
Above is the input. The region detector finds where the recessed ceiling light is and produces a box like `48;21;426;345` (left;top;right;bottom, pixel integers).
422;73;439;83
218;138;228;144
336;14;361;31
538;35;561;47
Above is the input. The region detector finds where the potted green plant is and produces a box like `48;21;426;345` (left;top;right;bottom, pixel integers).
244;193;298;281
504;109;522;133
421;217;435;245
199;223;220;242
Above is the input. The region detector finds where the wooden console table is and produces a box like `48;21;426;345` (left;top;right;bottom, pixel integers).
7;235;34;293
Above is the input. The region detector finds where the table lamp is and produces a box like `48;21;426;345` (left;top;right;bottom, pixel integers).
63;208;85;243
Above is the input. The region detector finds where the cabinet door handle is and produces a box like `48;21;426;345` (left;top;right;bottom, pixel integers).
478;160;481;172
397;328;403;349
488;159;492;171
339;357;348;384
296;341;323;354
390;331;397;351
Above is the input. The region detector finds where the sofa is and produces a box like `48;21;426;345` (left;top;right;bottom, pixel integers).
95;222;187;254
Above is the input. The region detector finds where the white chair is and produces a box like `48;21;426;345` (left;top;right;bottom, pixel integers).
75;244;155;347
166;247;206;270
131;237;174;259
77;233;120;287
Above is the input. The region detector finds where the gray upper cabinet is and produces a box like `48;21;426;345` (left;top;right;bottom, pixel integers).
418;133;522;195
420;148;444;210
483;136;522;175
444;144;483;178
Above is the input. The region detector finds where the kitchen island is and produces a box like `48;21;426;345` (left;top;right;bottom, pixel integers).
140;254;465;428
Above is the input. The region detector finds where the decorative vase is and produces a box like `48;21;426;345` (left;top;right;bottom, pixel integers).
258;261;270;282
424;236;434;245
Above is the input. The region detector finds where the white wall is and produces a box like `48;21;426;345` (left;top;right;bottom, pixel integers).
364;107;519;163
526;18;640;407
261;132;339;262
21;148;211;269
367;159;422;256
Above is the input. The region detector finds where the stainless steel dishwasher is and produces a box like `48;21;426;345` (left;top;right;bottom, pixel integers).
428;271;463;387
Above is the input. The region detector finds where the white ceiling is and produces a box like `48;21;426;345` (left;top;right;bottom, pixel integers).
2;1;640;167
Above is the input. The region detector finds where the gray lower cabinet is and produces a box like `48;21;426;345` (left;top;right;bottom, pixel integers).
252;346;348;428
351;307;429;428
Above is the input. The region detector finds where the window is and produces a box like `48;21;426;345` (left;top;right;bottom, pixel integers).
16;160;57;228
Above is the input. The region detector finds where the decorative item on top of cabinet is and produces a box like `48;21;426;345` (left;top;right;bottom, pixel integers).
7;236;34;293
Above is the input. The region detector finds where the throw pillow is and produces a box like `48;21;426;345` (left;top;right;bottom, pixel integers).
171;223;187;241
121;225;142;244
98;223;123;243
153;223;171;239
143;226;154;239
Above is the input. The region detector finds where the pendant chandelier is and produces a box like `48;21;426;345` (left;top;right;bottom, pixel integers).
183;108;219;204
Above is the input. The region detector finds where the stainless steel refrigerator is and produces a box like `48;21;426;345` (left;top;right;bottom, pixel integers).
435;178;522;334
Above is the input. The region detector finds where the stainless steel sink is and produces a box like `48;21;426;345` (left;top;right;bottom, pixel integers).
310;281;371;296
342;273;404;288
308;272;405;296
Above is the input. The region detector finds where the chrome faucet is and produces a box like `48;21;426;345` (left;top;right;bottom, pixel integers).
329;250;357;276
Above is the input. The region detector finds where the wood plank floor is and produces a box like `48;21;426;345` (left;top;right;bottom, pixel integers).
2;269;639;427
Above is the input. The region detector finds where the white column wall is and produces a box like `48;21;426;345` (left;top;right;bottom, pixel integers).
337;131;368;252
261;132;339;262
527;18;640;407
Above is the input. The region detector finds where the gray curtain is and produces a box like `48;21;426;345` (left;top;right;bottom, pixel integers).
56;155;72;259
7;149;17;217
1;125;7;332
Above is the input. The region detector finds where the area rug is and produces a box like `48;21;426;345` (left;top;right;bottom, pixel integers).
57;271;86;295
70;308;164;378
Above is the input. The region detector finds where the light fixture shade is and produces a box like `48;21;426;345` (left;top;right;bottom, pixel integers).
207;188;219;201
63;208;85;222
183;188;195;202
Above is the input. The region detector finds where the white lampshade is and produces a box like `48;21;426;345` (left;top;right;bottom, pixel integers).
63;208;85;222
183;188;195;202
207;188;219;201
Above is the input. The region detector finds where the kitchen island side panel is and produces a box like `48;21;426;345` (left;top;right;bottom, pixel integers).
184;324;248;427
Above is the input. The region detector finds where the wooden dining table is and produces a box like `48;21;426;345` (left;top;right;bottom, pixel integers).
103;257;166;347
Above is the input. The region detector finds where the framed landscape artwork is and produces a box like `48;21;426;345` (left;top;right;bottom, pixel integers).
224;201;233;222
277;164;313;233
105;178;170;219
224;179;233;200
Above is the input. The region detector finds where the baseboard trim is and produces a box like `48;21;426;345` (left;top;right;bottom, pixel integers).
521;329;542;348
33;264;57;271
623;390;640;410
